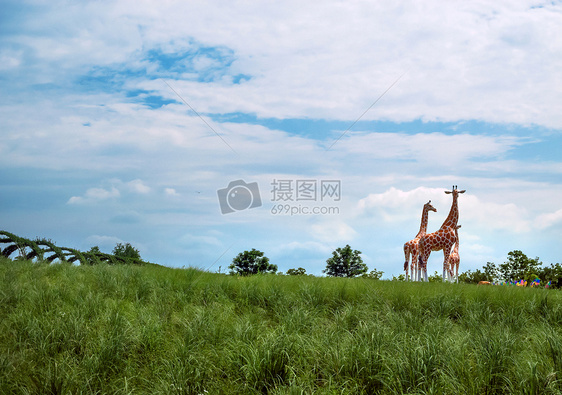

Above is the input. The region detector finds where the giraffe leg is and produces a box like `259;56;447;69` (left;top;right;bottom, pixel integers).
418;253;423;281
454;264;458;283
442;249;450;282
404;245;410;281
455;260;460;284
410;254;418;281
418;253;428;282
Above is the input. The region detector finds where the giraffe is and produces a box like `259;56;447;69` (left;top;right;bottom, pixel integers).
418;186;465;282
403;200;437;281
447;225;461;283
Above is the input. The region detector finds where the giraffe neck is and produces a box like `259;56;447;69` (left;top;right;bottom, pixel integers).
453;240;459;253
441;195;459;230
453;230;459;252
416;206;430;237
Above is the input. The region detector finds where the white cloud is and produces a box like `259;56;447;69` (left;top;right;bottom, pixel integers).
5;1;561;127
535;208;562;230
127;179;151;194
164;188;179;196
310;220;358;244
334;132;525;168
67;187;120;205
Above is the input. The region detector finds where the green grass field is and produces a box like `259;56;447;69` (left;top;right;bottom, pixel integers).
2;257;562;394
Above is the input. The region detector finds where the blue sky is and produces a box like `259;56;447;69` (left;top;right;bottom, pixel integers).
1;0;561;277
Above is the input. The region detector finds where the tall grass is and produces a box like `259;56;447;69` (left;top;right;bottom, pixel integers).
2;256;562;394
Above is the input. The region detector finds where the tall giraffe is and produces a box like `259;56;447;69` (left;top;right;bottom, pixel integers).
403;200;437;281
418;186;465;282
447;225;461;283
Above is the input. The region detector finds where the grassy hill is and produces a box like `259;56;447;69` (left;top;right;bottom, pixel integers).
2;257;562;394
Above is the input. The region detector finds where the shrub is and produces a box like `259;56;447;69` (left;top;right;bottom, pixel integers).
323;245;367;278
229;249;277;276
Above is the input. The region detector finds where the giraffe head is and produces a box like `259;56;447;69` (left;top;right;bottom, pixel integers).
424;200;437;213
444;185;466;197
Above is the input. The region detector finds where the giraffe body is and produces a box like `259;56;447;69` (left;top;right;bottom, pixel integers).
403;201;436;281
418;186;465;282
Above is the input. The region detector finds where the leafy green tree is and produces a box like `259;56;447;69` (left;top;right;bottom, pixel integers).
113;243;141;260
483;262;499;282
89;246;101;254
229;249;277;276
498;250;541;282
538;263;562;288
286;267;307;276
323;245;367;278
362;268;384;280
458;268;492;284
392;274;406;281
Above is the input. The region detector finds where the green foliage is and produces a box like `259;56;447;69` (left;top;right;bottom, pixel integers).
362;268;384;280
0;230;148;266
427;270;443;282
286;267;307;276
229;248;277;276
459;263;497;284
483;261;499;282
112;242;141;260
3;256;562;394
459;269;489;284
538;263;562;288
459;252;562;287
323;244;367;278
498;250;541;282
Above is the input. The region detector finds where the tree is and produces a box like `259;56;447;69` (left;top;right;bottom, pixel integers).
362;268;384;280
89;246;101;254
483;262;499;282
229;249;277;276
538;263;562;288
113;243;141;260
286;267;307;276
323;245;367;278
458;268;492;284
498;250;541;282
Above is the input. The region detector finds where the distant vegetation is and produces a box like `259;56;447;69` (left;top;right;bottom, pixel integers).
2;257;562;393
229;248;278;276
459;250;562;287
0;230;148;266
2;230;560;287
323;244;368;277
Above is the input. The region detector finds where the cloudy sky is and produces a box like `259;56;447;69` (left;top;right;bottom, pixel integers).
1;0;561;277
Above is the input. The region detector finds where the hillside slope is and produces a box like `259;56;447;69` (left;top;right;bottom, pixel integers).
1;257;562;394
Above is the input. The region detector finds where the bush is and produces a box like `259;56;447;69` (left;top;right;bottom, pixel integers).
229;249;277;276
286;267;307;276
112;243;141;260
362;268;384;280
323;245;367;278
